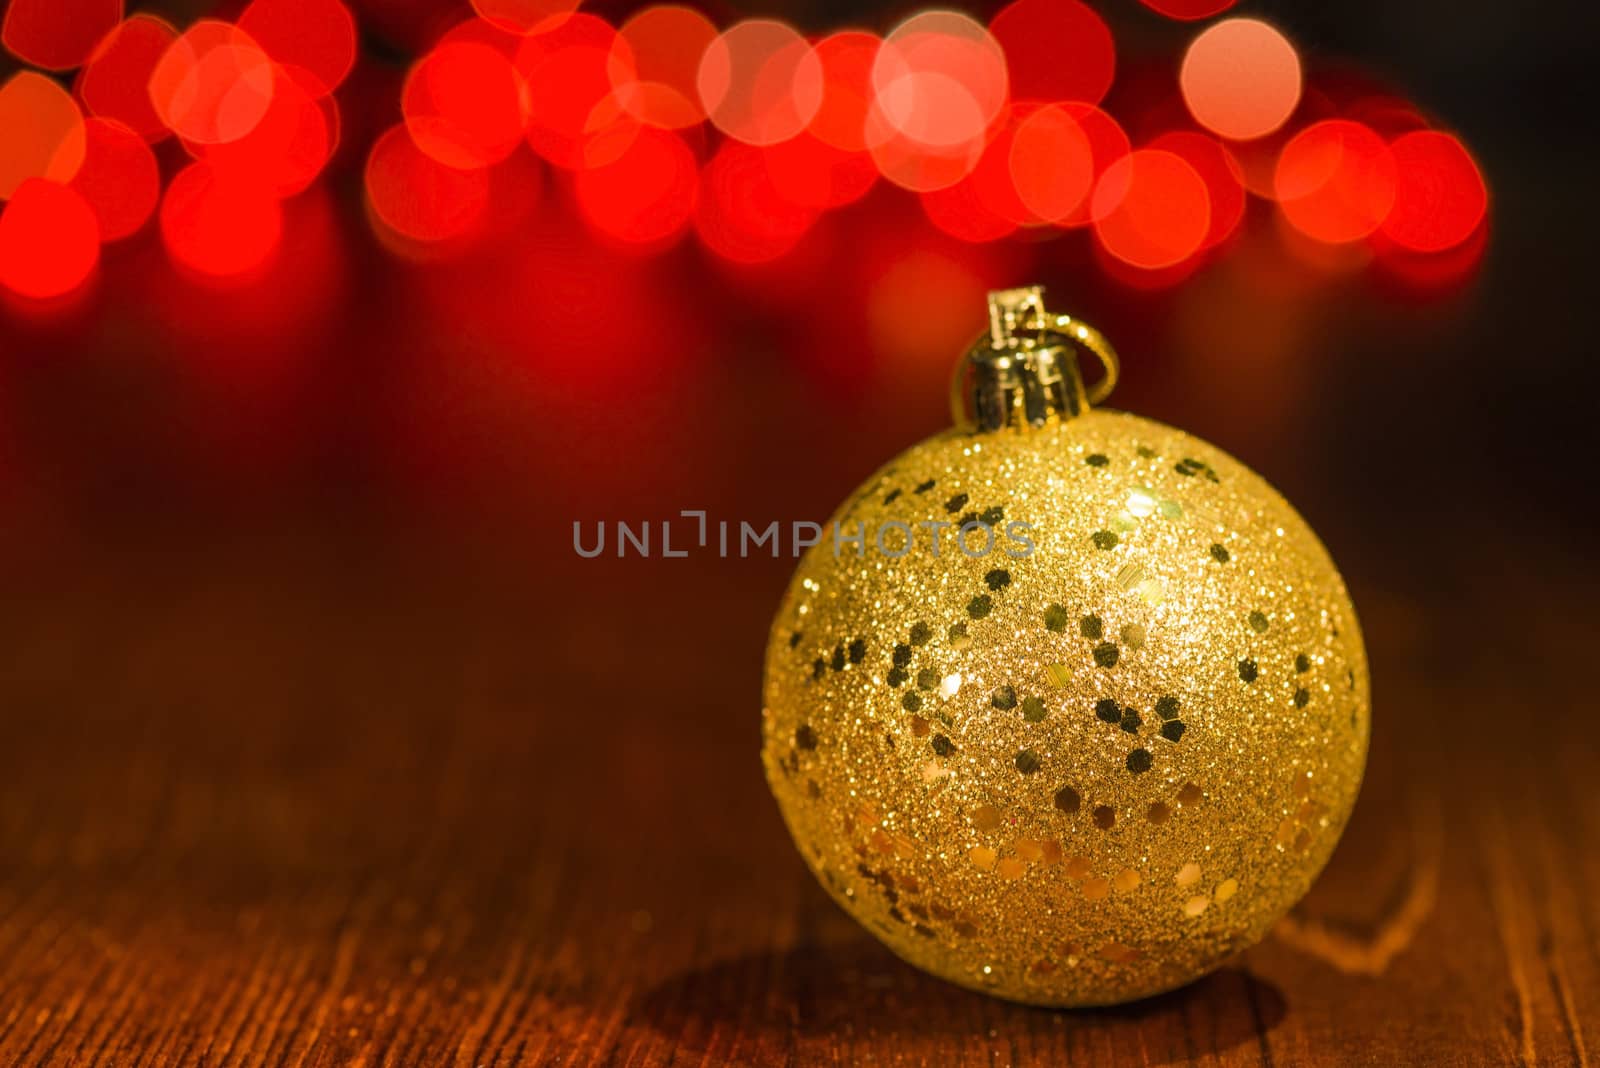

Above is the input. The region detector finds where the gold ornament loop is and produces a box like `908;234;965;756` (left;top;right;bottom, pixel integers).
1050;313;1120;407
950;288;1120;433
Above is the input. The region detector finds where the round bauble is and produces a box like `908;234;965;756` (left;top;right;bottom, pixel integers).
761;288;1369;1006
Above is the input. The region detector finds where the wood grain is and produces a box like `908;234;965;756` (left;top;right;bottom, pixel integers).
1;526;1596;1067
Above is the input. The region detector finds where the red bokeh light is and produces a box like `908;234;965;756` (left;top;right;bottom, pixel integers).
613;7;718;130
576;126;698;247
0;179;100;299
404;40;528;169
69;117;159;240
1092;236;1201;291
365;124;490;244
0;71;88;199
807;32;880;153
1275;119;1397;244
944;100;1126;231
960;108;1032;228
471;0;580;35
203;65;337;197
989;0;1114;107
1137;0;1237;20
873;12;1007;150
433;14;525;55
74;14;178;143
1091;148;1211;270
148;20;276;146
574;97;661;172
1008;104;1094;223
866;114;986;193
920;178;1016;243
161;160;283;278
1181;18;1301;141
698;19;822;146
695;140;818;262
238;0;357;99
1051;102;1131;227
864;13;1016;199
1225;119;1308;200
1373;222;1487;292
1146;129;1244;248
1;0;123;72
762;134;878;210
1379;130;1487;253
518;14;630;170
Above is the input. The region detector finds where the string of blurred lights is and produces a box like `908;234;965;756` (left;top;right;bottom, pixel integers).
0;0;1489;302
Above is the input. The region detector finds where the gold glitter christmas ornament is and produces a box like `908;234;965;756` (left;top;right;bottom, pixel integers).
762;287;1369;1006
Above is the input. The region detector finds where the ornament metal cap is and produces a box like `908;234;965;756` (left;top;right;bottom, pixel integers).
950;287;1120;433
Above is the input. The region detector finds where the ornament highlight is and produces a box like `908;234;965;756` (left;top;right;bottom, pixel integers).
762;287;1369;1006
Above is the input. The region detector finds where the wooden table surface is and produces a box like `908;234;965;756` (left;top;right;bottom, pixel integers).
0;513;1595;1067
